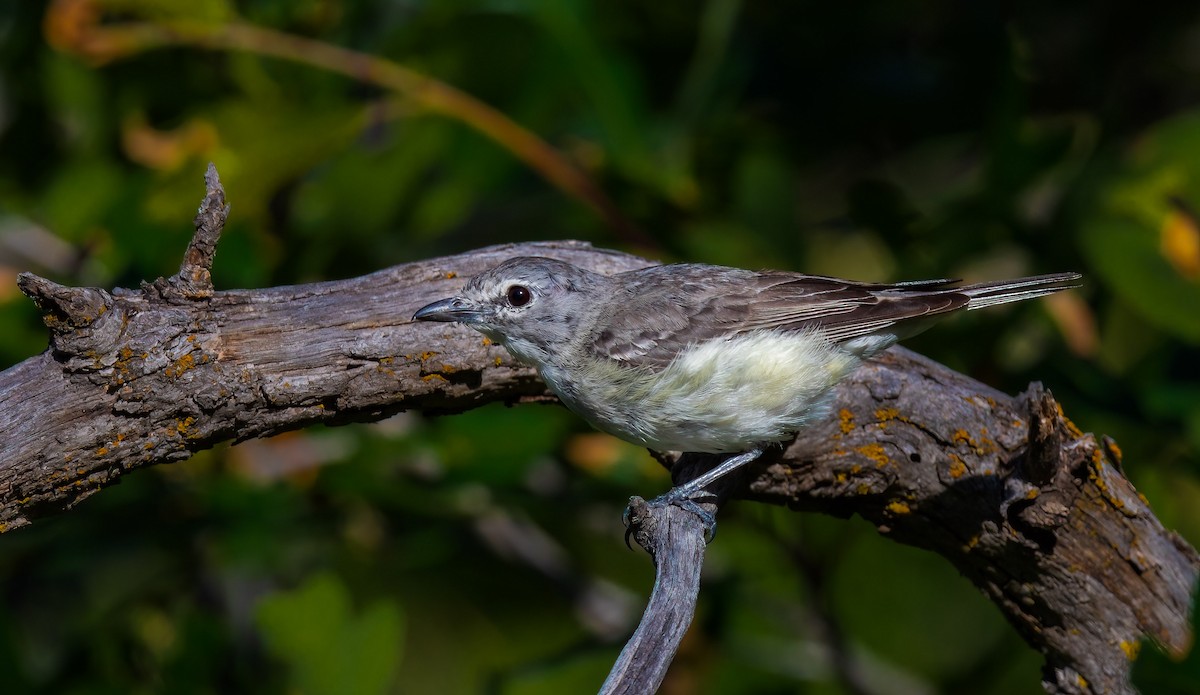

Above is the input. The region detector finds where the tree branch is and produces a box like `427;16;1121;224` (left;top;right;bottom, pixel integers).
0;170;1195;693
753;350;1199;694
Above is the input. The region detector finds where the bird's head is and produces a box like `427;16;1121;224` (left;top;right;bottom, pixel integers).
413;256;606;366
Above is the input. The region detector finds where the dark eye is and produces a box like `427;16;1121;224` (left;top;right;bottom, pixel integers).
506;285;532;307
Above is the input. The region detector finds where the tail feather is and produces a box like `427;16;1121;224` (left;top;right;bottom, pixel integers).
958;272;1082;311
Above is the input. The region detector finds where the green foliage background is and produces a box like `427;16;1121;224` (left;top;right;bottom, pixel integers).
1;1;1199;693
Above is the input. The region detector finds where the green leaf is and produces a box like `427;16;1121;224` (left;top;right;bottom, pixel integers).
256;573;404;695
1081;110;1200;343
1080;216;1200;343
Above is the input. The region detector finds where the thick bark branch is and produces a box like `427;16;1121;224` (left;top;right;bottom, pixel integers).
0;173;1195;693
1;238;643;527
753;350;1198;693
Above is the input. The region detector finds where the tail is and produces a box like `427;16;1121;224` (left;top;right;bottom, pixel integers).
958;272;1083;310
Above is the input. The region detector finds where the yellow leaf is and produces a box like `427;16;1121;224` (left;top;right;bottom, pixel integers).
1160;207;1200;280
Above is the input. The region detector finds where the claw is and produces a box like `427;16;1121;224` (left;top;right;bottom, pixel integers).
648;488;718;543
622;496;641;550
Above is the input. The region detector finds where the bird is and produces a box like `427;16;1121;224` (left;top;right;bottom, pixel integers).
413;256;1080;527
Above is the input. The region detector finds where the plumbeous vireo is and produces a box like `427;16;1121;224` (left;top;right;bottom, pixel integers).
414;256;1080;518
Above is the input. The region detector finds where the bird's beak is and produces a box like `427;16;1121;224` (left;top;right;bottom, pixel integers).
412;296;484;323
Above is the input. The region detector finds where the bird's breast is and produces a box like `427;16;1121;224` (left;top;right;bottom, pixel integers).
540;329;861;453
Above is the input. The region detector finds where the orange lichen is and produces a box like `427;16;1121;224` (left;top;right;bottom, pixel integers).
164;353;196;378
874;407;901;422
481;336;493;346
422;373;448;383
886;500;911;515
951;429;995;455
439;364;457;374
855;443;890;467
1088;448;1132;513
445;271;457;279
1119;640;1140;661
1026;488;1040;500
947;454;967;479
838;408;855;434
419;351;438;361
494;357;503;366
1055;401;1085;438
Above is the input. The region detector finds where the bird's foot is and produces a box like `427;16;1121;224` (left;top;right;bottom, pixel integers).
651;486;718;537
622;487;717;549
622;448;765;549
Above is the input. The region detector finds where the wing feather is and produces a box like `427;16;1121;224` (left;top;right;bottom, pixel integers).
589;264;971;369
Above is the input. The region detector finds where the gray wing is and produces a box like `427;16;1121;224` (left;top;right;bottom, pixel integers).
590;264;968;369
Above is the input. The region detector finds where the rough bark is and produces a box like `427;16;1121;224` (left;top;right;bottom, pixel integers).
0;169;1194;694
758;353;1198;693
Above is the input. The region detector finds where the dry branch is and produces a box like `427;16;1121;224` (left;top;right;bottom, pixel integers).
0;170;1195;694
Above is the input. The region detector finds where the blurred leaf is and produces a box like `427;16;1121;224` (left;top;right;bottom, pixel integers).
1160;207;1200;280
36;158;123;242
107;0;237;23
1082;215;1200;343
1082;111;1200;343
257;572;404;695
829;522;1023;683
527;0;656;185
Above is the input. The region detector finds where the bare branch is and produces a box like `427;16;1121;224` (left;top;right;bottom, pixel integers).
602;453;750;695
601;499;707;695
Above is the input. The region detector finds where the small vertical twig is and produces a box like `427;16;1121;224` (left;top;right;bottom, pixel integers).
601;452;751;694
169;162;228;297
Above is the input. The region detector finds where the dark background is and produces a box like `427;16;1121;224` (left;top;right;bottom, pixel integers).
0;1;1198;693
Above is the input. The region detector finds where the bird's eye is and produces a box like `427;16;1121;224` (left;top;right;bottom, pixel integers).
506;285;532;307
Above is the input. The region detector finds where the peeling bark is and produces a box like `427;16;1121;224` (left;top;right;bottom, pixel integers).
0;169;1194;694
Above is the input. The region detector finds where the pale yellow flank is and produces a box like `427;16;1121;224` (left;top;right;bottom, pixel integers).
548;329;859;453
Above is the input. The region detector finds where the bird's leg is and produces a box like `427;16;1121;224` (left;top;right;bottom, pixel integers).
642;448;765;540
667;447;764;501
